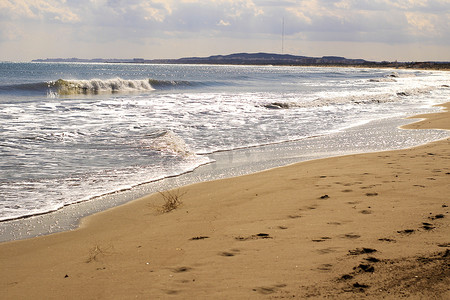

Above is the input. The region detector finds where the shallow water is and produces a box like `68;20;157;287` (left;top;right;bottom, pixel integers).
0;62;449;221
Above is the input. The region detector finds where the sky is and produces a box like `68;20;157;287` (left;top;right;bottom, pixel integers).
0;0;449;62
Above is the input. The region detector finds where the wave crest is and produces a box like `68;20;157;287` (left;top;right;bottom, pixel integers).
261;86;437;109
145;130;193;157
1;78;199;96
49;78;155;95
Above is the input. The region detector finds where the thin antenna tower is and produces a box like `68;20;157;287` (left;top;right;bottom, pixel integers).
281;17;285;54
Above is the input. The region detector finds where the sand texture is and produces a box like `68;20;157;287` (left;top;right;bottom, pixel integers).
1;104;449;299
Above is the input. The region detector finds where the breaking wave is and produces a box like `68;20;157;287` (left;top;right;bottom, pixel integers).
49;78;155;95
0;78;198;96
144;129;194;157
262;86;439;109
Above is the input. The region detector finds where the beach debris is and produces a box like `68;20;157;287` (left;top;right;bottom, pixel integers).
386;72;400;78
190;236;209;240
64;274;69;278
397;229;415;234
157;189;185;213
319;194;330;199
263;102;290;109
349;248;377;255
368;77;397;82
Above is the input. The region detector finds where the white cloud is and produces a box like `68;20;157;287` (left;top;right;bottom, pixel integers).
0;0;449;61
218;20;231;26
0;0;80;23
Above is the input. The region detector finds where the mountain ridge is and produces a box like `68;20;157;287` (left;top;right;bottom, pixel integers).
32;52;449;69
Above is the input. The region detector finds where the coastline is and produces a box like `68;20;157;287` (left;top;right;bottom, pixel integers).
0;103;449;299
1;113;448;242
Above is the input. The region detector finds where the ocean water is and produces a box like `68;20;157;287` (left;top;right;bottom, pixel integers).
0;62;449;221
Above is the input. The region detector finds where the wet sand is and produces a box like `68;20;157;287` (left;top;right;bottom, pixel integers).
1;103;449;299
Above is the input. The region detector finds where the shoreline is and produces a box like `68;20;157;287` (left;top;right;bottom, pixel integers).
0;104;449;299
1;110;448;242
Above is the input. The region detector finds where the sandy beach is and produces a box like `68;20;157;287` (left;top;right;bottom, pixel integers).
1;103;449;299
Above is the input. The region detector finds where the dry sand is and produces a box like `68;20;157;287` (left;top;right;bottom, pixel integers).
1;104;449;299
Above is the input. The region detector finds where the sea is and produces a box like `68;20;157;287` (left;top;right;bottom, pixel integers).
0;62;449;222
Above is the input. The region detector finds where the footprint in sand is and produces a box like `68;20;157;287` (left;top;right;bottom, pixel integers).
378;238;396;242
340;233;361;239
219;249;240;257
288;214;301;219
348;248;377;255
365;257;380;263
354;263;375;273
316;247;338;254
422;222;435;230
317;263;333;271
365;192;378;197
235;233;273;241
429;214;445;220
172;266;192;273
253;284;287;295
312;236;332;242
327;222;342;225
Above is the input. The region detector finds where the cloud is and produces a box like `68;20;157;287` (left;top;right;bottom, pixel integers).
1;0;449;61
218;20;231;26
0;0;80;23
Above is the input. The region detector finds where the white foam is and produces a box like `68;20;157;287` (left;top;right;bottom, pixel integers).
51;78;155;95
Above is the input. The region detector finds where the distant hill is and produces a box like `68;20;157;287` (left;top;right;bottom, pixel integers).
154;52;368;65
32;53;450;69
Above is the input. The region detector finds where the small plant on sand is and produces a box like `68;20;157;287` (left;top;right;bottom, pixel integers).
158;189;186;213
86;244;110;263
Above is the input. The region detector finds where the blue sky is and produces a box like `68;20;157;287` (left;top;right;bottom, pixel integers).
1;0;449;62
